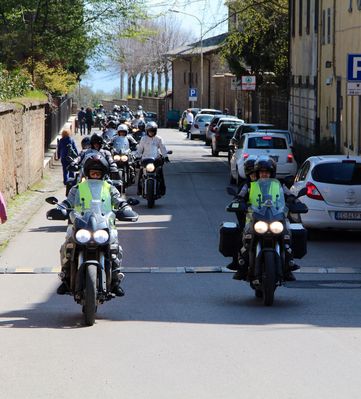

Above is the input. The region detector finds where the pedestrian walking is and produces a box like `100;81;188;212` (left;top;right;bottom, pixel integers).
186;109;194;139
57;129;79;185
85;107;94;135
77;107;86;135
0;191;7;223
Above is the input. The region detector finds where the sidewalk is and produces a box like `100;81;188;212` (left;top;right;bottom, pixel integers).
0;116;80;252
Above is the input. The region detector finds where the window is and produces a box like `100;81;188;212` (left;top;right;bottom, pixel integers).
247;137;287;150
314;0;319;33
299;0;303;36
295;161;311;182
291;0;296;36
322;9;326;44
327;8;331;44
312;162;361;185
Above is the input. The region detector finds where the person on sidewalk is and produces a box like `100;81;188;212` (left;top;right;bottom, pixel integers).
0;191;7;224
57;129;79;186
77;107;86;135
185;109;194;138
85;107;94;135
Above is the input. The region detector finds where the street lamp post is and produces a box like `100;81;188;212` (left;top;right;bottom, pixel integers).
169;9;203;108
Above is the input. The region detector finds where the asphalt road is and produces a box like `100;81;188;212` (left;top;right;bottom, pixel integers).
0;128;361;398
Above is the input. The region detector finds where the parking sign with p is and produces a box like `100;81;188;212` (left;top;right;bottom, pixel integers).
347;54;361;95
188;88;198;101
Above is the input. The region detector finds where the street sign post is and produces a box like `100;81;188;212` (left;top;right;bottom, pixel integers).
241;76;256;91
347;54;361;96
188;88;198;102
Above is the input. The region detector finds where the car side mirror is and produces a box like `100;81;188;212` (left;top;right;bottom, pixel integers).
205;123;210;127
297;187;307;198
167;150;173;155
283;175;295;189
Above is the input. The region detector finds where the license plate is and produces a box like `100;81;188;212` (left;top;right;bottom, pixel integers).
335;211;361;220
270;156;279;162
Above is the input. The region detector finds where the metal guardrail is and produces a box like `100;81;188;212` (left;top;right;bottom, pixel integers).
44;96;72;150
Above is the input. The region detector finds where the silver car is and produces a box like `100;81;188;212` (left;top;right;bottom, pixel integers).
189;114;214;140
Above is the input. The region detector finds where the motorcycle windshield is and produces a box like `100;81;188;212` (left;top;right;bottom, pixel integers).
113;137;130;153
250;178;285;216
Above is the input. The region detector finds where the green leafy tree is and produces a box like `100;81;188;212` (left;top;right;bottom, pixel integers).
223;0;288;88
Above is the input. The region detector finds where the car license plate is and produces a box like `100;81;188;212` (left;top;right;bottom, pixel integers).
335;211;361;220
270;156;279;162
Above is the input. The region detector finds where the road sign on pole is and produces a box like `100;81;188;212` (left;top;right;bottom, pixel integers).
347;54;361;95
188;88;198;101
241;76;256;91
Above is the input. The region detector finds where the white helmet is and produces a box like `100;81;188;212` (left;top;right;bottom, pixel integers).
117;124;128;135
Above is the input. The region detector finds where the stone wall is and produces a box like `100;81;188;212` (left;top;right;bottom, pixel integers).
0;101;46;201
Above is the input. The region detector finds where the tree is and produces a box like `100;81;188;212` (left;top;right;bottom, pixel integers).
222;0;289;88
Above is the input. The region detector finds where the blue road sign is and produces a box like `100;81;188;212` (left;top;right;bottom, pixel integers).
347;54;361;81
188;88;198;100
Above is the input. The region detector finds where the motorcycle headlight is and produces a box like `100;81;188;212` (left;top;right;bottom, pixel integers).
120;155;128;162
145;163;155;172
114;155;121;162
269;221;284;234
254;221;268;234
75;229;91;243
93;230;109;244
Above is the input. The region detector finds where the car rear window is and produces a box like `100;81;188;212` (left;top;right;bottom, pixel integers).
312;162;361;185
197;115;213;123
219;123;242;134
247;136;287;149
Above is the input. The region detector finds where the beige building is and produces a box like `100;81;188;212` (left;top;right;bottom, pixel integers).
290;0;361;154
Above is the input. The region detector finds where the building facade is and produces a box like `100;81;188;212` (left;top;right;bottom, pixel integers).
290;0;361;154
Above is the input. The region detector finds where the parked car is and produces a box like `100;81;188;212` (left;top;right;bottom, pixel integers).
189;113;214;140
178;108;200;132
228;123;275;162
229;132;298;185
290;155;361;230
211;120;244;156
197;108;223;116
144;111;158;124
205;114;239;145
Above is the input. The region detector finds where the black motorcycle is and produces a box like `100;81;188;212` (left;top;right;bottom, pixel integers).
46;192;138;326
111;137;136;195
223;179;307;306
139;151;172;208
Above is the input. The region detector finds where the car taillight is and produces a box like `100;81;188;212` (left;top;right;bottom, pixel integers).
243;153;249;160
306;182;324;201
287;154;293;163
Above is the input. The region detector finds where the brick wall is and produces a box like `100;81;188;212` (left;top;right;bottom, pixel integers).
0;101;46;201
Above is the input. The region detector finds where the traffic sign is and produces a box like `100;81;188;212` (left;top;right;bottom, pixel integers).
188;88;198;101
347;54;361;81
347;82;361;96
241;76;256;91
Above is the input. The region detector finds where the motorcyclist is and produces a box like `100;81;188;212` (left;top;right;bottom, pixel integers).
103;120;118;141
234;156;299;281
111;124;138;152
134;121;169;196
226;155;258;272
136;105;146;119
131;112;144;129
57;154;138;296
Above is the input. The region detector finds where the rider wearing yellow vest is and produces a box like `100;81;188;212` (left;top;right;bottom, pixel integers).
57;154;134;296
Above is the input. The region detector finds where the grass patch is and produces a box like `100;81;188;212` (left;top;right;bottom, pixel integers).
10;89;47;103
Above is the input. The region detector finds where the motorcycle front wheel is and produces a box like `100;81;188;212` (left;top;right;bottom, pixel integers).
84;264;97;326
262;252;276;306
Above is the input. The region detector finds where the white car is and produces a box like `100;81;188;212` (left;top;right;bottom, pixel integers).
189;113;214;140
229;132;298;185
290;155;361;230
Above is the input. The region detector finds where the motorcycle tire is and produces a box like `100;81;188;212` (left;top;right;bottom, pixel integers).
84;264;97;326
146;179;155;208
263;252;276;306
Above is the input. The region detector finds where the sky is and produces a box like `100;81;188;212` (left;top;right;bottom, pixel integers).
81;0;228;93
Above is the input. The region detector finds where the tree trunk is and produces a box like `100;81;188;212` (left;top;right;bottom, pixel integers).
127;75;132;97
138;73;144;98
151;72;155;97
120;70;124;99
144;72;149;97
157;71;162;97
131;75;136;98
164;64;169;94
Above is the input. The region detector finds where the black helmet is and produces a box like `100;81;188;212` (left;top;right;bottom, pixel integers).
90;133;104;148
254;156;277;178
108;120;117;129
244;155;258;177
81;136;91;150
146;121;157;136
83;154;109;179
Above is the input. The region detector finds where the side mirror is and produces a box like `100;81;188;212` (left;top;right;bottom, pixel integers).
127;197;139;206
297;187;307;198
205;123;210;127
46;196;58;205
226;186;237;196
167;150;173;155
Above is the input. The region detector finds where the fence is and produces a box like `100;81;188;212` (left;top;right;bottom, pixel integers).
44;96;72;150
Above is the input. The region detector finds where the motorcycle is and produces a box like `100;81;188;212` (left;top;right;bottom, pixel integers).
45;191;138;326
223;179;308;306
111;137;136;195
139;151;172;208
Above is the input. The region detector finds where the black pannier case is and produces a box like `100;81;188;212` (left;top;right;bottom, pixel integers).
290;223;307;259
219;222;241;257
